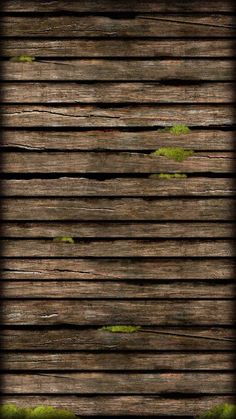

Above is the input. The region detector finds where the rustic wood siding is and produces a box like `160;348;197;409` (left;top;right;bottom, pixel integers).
0;1;235;417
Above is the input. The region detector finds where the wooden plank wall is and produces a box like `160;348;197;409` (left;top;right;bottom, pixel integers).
0;0;236;417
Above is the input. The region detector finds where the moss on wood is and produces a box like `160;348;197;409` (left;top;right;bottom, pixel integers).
53;237;75;244
150;147;194;161
100;325;141;333
149;173;187;179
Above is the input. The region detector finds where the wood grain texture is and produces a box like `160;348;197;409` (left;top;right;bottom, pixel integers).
2;327;235;350
3;40;235;58
1;105;234;127
1;130;234;151
2;300;235;326
2;258;233;280
2;60;234;81
3;82;235;103
2;281;234;299
2;152;235;173
1;372;235;394
3;0;235;12
1;221;234;238
2;352;234;371
2;198;235;221
1;15;235;37
1;239;234;257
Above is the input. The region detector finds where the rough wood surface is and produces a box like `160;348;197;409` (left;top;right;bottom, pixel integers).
1;15;235;37
2;221;234;238
2;152;235;173
2;198;235;221
1;395;235;416
2;352;234;371
2;300;235;326
2;178;235;197
2;258;233;280
1;372;235;394
1;105;234;127
1;130;234;151
2;281;234;299
2;327;235;350
3;0;235;13
3;82;235;103
1;239;234;257
3;40;235;58
2;60;234;81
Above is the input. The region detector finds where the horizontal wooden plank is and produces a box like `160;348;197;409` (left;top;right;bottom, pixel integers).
1;372;235;394
1;221;234;238
1;239;234;257
2;281;234;299
2;327;235;350
2;352;234;371
2;198;235;221
3;40;236;58
1;15;235;37
1;395;235;417
1;105;234;127
2;60;234;81
2;152;235;173
3;0;234;12
2;300;235;326
3;82;235;103
2;259;233;280
1;130;234;151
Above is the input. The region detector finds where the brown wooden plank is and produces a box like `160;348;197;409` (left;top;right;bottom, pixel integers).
3;82;235;103
2;259;233;280
3;40;235;58
2;327;235;350
2;60;234;81
2;198;235;221
2;352;234;371
1;239;234;257
1;395;235;417
1;130;234;151
1;15;235;37
1;221;234;238
2;300;235;326
1;105;234;127
2;152;235;173
1;372;235;394
2;281;234;299
3;1;234;13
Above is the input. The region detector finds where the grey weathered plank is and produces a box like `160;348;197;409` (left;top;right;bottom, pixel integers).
2;300;235;326
2;281;234;299
1;395;235;417
1;105;234;127
1;239;234;257
3;82;235;103
2;328;235;350
2;352;234;371
1;15;235;37
2;60;234;81
2;152;235;173
3;40;235;58
1;130;234;151
1;372;235;394
2;258;233;280
2;198;235;221
1;221;234;238
3;0;235;12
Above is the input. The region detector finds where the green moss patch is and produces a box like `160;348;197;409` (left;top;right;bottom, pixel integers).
10;55;35;62
197;403;236;419
53;236;75;244
100;325;141;333
149;173;187;179
0;404;77;418
158;124;191;135
150;147;194;162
